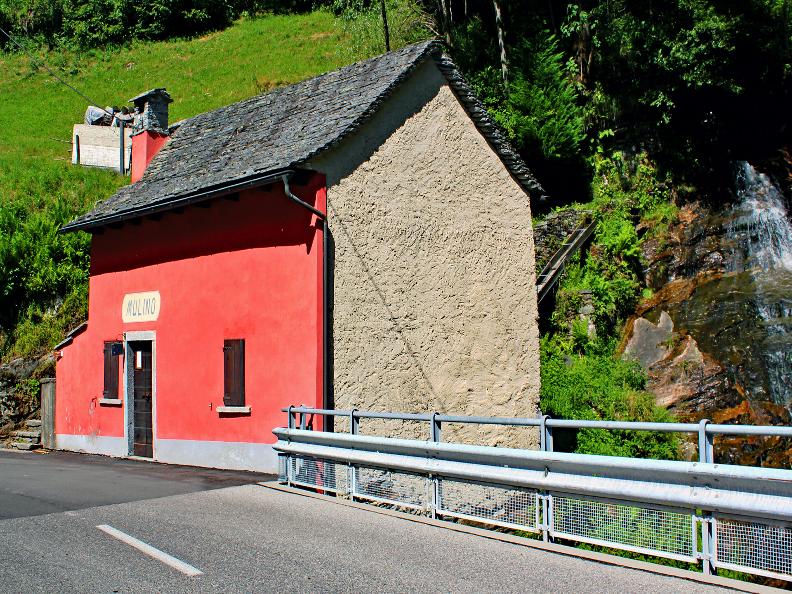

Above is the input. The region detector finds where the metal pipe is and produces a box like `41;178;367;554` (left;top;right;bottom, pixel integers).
282;175;326;219
438;414;541;426
355;411;434;421
119;121;125;174
279;175;330;424
546;419;697;432
707;424;792;436
280;407;349;417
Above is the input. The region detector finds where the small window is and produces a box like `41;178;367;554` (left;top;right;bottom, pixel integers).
223;339;245;407
103;341;122;399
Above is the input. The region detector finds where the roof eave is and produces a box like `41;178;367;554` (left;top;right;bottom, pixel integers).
60;168;295;234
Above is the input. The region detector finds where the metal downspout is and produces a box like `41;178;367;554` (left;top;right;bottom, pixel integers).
282;175;331;427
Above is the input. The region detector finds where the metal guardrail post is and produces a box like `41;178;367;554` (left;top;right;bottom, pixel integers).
700;516;716;575
698;419;714;463
431;412;442;443
539;415;553;541
75;134;81;164
349;409;358;501
697;419;715;574
540;415;553;452
430;412;442;518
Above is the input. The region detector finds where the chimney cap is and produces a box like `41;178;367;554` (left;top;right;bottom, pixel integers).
128;88;172;107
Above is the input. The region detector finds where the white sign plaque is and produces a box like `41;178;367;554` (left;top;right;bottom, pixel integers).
122;291;160;323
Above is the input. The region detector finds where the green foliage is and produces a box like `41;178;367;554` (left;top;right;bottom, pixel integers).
550;152;674;335
0;0;317;49
470;32;586;161
584;0;792;173
0;155;112;343
540;150;681;460
540;336;680;460
332;0;431;61
0;10;368;360
9;284;87;358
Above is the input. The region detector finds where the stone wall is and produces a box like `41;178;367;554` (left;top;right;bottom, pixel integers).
310;61;540;448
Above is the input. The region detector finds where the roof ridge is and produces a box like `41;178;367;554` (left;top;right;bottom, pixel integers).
162;39;442;142
432;53;545;197
297;39;442;165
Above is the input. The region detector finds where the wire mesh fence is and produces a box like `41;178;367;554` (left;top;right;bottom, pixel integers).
550;495;697;562
353;465;428;510
438;478;540;532
280;450;792;582
288;455;349;494
714;515;792;581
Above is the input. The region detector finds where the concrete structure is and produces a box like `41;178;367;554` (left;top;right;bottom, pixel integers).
55;40;543;472
72;124;131;171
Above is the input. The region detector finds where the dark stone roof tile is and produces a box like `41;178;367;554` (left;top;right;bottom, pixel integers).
64;40;543;231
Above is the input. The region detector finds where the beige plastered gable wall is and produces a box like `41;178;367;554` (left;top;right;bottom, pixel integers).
309;58;540;448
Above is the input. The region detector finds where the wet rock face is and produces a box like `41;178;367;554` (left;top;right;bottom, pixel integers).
625;162;792;465
622;311;792;465
623;312;674;369
623;312;734;418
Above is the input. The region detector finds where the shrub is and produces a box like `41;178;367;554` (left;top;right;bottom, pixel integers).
540;336;680;460
465;31;585;162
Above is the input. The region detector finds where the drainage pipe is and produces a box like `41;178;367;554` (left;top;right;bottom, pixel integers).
281;175;331;426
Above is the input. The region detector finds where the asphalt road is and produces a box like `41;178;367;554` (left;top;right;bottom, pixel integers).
0;450;735;593
0;449;273;520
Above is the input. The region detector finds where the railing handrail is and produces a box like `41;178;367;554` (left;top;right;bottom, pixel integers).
282;406;792;437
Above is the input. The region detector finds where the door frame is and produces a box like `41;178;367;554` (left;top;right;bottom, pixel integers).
124;330;157;458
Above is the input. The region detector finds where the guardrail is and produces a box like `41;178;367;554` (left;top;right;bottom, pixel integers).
282;406;792;464
274;407;792;583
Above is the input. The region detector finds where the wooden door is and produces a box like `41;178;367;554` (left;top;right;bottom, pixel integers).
131;342;153;458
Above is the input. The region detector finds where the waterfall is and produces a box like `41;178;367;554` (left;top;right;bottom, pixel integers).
726;162;792;405
730;162;792;272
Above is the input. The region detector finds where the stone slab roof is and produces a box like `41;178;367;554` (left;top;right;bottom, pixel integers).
63;40;544;231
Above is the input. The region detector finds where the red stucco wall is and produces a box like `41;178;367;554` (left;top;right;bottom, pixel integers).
55;174;325;450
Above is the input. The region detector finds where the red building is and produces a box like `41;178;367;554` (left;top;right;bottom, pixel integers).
55;41;544;472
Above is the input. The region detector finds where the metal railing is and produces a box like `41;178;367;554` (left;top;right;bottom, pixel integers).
275;407;792;583
282;405;792;464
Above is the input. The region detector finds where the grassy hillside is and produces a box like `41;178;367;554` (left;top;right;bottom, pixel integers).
0;10;392;359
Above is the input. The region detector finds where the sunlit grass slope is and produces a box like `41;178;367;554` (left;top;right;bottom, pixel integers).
0;10;369;356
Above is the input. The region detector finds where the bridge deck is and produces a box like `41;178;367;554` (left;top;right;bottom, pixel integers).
1;466;739;592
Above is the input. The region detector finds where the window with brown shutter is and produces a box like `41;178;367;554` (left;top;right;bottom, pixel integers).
223;339;245;407
103;341;122;399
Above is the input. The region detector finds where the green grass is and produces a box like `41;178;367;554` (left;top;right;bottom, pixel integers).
0;11;367;162
0;9;411;359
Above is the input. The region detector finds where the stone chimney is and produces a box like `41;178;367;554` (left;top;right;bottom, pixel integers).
129;88;173;183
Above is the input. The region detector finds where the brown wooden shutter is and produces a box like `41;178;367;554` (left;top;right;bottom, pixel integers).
103;341;120;399
223;339;245;406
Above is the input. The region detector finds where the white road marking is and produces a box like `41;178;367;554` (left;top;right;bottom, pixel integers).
96;524;203;576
